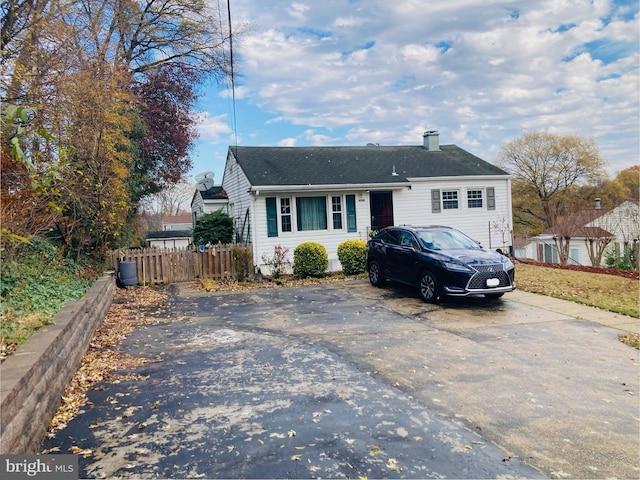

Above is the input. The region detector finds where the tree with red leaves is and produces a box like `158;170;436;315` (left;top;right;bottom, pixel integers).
129;66;201;202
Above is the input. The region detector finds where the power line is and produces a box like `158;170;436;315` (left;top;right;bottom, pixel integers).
227;0;238;149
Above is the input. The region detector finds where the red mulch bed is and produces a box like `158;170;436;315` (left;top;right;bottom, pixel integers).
517;259;639;280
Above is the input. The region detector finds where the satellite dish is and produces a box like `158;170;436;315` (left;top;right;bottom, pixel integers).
195;172;215;191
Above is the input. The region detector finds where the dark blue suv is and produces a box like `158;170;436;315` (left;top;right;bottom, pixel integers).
365;225;516;302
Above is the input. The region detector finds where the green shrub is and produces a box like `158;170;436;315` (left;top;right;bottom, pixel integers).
605;245;637;271
193;211;233;245
293;242;328;278
337;239;367;275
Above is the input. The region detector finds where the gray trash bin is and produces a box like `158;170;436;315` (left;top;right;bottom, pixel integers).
118;261;137;287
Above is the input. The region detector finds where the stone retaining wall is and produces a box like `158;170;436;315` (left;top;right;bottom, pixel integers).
0;274;116;454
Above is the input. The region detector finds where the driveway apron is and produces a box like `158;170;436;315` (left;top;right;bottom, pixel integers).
41;280;638;479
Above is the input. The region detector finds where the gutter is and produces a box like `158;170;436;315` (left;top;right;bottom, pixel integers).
248;182;410;195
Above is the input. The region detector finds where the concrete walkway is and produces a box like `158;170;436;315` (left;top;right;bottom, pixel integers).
509;290;640;334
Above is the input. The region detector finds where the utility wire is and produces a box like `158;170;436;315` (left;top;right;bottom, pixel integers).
227;0;238;149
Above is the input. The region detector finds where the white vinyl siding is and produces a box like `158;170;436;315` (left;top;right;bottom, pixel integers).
394;178;512;250
251;192;370;274
221;152;253;242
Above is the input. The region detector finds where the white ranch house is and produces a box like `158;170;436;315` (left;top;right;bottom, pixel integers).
524;200;640;267
209;131;514;274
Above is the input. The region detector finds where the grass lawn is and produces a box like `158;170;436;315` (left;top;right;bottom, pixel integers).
516;263;639;318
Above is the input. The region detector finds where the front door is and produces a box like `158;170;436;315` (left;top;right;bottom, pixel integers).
370;191;394;231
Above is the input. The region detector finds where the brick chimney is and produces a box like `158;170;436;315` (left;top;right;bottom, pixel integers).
423;131;440;151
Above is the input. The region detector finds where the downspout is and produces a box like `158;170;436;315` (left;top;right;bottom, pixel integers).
506;176;514;255
249;194;259;274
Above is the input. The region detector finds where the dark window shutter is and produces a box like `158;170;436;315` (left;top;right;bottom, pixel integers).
266;197;278;237
431;189;441;213
487;187;496;210
346;195;357;232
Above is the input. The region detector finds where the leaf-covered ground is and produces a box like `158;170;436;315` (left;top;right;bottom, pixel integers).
44;263;640;439
45;287;174;437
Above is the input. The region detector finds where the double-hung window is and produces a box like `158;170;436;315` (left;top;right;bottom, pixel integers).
467;190;483;208
332;196;343;229
280;198;292;232
442;191;459;210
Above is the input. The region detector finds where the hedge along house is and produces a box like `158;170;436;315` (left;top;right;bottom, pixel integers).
221;131;514;274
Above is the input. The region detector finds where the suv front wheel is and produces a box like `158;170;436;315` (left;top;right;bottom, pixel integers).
419;271;439;303
368;260;384;287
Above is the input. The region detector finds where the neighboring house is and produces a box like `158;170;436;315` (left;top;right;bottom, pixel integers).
191;185;229;225
162;214;193;231
529;200;640;266
146;230;192;248
146;214;193;248
220;131;514;274
512;236;536;260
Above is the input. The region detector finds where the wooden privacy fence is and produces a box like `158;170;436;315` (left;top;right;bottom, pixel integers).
110;244;253;285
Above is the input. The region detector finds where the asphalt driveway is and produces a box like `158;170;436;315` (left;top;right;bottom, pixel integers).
41;279;639;479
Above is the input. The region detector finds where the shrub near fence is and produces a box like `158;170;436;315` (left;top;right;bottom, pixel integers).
111;244;253;285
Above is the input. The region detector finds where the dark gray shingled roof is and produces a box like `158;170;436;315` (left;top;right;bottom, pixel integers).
147;230;192;239
229;145;508;187
200;185;227;199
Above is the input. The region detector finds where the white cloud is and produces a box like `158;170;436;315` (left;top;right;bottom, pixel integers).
196;112;232;142
209;0;639;177
277;137;297;146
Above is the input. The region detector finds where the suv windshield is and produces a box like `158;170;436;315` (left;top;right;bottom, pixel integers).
417;229;481;251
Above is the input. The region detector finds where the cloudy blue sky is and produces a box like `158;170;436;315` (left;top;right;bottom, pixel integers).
191;0;639;182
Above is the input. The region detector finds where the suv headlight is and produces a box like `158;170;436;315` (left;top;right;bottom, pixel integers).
442;260;474;273
501;256;515;270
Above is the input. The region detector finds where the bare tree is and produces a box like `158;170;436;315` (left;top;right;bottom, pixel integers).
551;215;582;265
490;214;512;252
139;181;195;217
578;207;617;267
497;132;607;236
